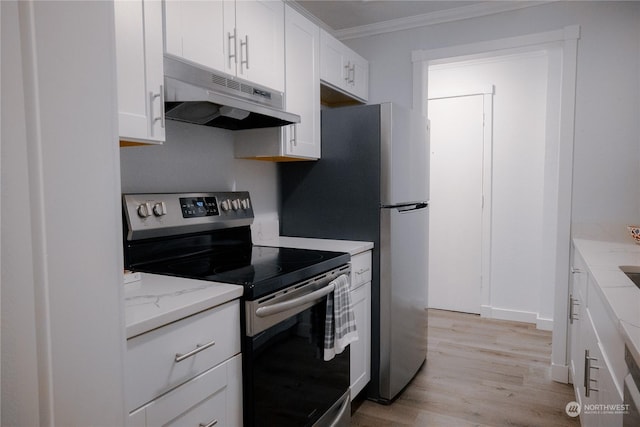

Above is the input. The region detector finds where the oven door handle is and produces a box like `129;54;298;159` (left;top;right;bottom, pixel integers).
255;282;335;318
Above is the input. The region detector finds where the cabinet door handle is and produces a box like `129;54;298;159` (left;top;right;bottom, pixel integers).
174;339;216;363
355;267;370;275
584;349;600;397
240;35;249;72
569;295;579;323
149;85;164;136
344;61;351;82
199;419;218;427
349;64;356;85
292;124;297;147
571;267;582;274
228;29;237;67
149;85;165;135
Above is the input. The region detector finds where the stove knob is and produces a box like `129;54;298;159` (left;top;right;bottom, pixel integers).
152;202;167;217
220;199;231;212
240;198;251;210
231;199;240;211
137;202;152;218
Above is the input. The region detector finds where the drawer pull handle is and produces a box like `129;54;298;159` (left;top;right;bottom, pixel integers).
355;267;370;275
174;340;216;363
199;419;218;427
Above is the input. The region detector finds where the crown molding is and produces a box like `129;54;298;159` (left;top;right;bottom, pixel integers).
285;0;337;33
334;1;554;41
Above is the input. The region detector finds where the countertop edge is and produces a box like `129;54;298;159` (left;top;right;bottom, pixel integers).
573;238;640;366
255;236;374;256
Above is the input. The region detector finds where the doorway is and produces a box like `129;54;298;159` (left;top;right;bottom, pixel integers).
413;26;580;383
428;91;493;314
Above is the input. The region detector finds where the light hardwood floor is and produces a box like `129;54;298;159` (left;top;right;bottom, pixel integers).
351;309;580;426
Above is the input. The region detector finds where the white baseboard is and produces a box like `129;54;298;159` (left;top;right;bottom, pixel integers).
536;316;554;331
481;305;554;331
552;363;569;383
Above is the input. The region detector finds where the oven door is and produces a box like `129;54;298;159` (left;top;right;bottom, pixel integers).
243;268;351;426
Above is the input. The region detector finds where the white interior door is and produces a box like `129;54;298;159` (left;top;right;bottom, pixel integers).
428;94;485;314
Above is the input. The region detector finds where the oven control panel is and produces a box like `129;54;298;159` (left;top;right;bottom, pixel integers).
123;191;254;241
180;197;219;218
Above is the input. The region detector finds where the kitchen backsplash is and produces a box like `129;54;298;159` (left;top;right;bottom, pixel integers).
120;120;280;220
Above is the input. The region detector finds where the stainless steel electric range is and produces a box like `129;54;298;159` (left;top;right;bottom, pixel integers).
122;191;352;427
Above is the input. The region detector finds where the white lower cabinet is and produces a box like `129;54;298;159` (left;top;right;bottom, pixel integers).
350;251;372;399
570;242;626;427
126;301;242;427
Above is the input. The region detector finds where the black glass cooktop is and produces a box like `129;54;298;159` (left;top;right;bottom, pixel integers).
134;245;350;300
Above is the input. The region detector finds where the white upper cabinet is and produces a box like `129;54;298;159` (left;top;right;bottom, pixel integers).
164;0;285;93
114;0;165;144
282;5;320;159
319;28;369;103
234;4;320;160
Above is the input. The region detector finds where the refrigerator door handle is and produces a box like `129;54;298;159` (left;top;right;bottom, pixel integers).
381;202;429;212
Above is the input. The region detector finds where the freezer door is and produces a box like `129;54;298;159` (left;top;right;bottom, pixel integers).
380;103;430;206
379;204;429;401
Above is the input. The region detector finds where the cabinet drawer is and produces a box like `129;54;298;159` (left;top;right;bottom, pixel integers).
128;354;242;427
126;301;240;411
148;354;241;427
351;251;372;289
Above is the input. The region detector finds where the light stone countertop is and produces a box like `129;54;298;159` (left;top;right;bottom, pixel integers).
123;273;243;339
255;236;373;256
573;238;640;364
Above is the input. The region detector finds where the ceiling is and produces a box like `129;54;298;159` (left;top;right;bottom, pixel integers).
293;0;484;31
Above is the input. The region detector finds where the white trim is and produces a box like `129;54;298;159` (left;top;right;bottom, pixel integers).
334;1;553;41
552;363;570;383
480;93;494;320
414;26;580;383
487;306;539;325
428;84;494;101
412;25;579;64
537;316;554;332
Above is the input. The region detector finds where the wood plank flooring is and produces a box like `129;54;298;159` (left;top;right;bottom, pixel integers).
351;309;579;427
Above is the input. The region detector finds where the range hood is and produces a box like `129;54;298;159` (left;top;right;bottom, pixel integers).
163;55;300;130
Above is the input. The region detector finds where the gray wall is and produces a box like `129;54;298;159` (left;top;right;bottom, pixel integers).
344;1;640;229
120;120;279;222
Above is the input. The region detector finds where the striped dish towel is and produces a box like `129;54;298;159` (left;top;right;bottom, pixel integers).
324;274;358;361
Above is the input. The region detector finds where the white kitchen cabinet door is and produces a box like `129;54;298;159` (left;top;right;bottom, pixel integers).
234;5;318;160
283;5;320;159
319;28;346;90
319;28;368;102
236;0;285;92
350;280;371;399
114;0;165;144
164;0;284;92
569;248;587;388
164;0;235;77
127;354;242;427
349;53;369;101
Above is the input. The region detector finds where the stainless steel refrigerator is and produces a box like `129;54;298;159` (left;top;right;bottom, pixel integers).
279;102;429;403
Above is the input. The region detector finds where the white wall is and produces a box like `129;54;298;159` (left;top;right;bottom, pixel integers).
1;1;126;425
429;51;551;324
345;1;640;228
120;121;280;223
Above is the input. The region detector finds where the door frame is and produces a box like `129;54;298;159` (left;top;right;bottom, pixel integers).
427;86;494;315
412;26;580;383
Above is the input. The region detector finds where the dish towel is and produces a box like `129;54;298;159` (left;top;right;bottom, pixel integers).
324;274;358;361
